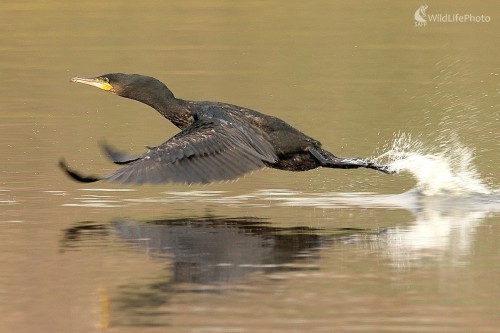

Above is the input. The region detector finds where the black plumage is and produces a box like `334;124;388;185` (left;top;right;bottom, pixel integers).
60;73;393;185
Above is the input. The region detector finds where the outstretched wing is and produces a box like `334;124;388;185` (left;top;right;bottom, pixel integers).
101;118;277;184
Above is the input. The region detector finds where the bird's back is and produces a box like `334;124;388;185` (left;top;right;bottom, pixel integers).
187;100;322;156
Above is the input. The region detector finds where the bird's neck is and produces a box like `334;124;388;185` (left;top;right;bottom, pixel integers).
141;94;194;130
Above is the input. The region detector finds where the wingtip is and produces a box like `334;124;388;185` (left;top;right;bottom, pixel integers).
58;158;102;183
99;140;142;165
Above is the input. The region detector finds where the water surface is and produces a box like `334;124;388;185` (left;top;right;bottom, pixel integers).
1;1;499;332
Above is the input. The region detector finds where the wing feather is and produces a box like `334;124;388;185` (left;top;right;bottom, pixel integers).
103;119;277;184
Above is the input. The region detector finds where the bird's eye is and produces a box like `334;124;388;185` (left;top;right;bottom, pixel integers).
103;77;110;83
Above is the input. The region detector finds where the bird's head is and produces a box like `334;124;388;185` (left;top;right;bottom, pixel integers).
71;73;174;102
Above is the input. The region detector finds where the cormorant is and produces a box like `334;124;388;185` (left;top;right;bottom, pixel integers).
59;73;393;184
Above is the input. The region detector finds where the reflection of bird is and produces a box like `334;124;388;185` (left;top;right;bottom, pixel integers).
112;217;321;284
60;73;393;184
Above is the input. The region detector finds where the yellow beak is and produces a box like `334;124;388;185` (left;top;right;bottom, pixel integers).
71;76;113;91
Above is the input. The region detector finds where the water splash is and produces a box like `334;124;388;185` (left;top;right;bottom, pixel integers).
376;133;491;196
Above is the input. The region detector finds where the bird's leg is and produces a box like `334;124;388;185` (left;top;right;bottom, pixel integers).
307;147;394;174
308;147;365;169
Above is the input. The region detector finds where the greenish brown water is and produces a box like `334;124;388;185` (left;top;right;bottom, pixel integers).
1;1;499;332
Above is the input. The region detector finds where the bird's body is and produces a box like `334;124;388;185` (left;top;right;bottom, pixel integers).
60;73;393;185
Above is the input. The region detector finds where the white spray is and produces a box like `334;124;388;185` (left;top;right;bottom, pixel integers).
375;132;491;196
